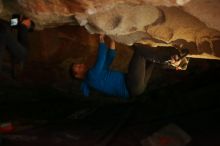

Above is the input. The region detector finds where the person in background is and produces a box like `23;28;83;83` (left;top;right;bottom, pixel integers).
0;14;34;79
72;34;189;100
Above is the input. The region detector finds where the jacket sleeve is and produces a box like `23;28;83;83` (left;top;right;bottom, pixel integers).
92;42;108;73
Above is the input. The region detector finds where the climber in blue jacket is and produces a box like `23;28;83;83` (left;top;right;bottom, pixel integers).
72;34;189;100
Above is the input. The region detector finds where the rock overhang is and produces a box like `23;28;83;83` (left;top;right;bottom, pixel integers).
0;0;220;59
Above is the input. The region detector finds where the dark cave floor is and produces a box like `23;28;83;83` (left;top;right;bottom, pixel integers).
0;59;220;146
0;101;220;146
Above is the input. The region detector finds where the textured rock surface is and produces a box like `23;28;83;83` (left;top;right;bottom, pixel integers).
183;0;220;32
145;7;220;59
85;4;161;35
0;0;220;59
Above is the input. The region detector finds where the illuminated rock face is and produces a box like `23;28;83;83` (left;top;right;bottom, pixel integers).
0;0;220;59
183;0;220;32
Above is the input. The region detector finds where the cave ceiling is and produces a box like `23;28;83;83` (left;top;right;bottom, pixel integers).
0;0;220;60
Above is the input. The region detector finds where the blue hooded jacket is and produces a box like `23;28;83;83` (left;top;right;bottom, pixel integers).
81;43;129;100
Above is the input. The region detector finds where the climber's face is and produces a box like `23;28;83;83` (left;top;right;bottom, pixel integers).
72;63;87;79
